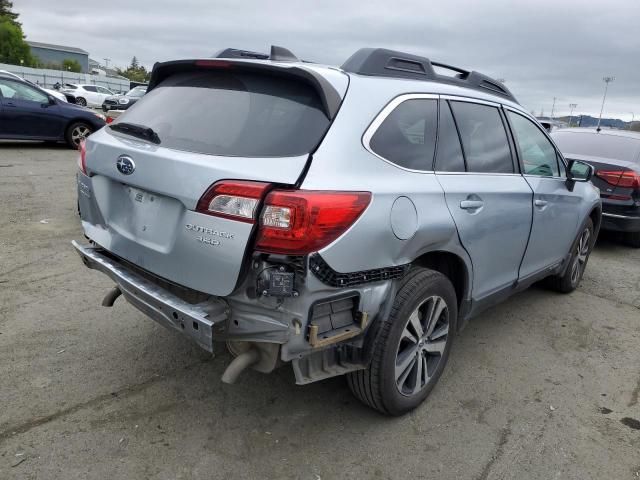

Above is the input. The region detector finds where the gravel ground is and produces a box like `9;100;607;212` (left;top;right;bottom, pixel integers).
0;142;639;480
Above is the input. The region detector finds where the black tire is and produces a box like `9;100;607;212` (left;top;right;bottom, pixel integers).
75;97;87;107
102;105;109;112
547;218;594;293
624;231;640;248
347;268;457;416
65;122;93;149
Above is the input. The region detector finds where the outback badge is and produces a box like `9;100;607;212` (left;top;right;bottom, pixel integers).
116;155;135;175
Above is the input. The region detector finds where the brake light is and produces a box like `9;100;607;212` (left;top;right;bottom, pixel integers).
194;60;233;69
106;116;114;124
596;170;640;189
195;180;271;223
255;190;371;255
77;140;87;174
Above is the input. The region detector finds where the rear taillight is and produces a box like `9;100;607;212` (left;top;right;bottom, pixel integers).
77;140;87;174
106;116;114;124
195;180;271;223
255;190;371;255
596;170;640;189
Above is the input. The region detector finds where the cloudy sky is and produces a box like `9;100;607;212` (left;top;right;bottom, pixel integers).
16;0;639;120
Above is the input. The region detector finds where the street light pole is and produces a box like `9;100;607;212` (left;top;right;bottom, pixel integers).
550;97;557;119
568;104;577;127
629;112;635;130
597;76;615;131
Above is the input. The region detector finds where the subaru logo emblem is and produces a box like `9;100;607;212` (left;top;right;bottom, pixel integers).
116;155;135;175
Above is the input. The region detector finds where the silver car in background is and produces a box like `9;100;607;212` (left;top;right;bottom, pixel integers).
73;46;601;415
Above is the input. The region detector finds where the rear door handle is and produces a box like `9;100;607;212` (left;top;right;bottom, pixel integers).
534;199;548;207
460;200;484;210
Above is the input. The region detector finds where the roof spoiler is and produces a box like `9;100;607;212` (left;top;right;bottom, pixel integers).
147;57;342;119
213;45;299;62
342;48;518;103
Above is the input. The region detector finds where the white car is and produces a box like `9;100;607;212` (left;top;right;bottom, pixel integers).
61;83;115;107
0;70;67;102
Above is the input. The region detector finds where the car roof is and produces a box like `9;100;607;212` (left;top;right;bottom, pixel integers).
552;127;640;140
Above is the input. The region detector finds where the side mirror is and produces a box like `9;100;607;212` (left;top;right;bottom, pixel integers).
566;159;594;191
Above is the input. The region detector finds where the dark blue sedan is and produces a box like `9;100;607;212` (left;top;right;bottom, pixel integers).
0;74;106;148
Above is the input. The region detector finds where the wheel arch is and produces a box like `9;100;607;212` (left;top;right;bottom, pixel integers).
411;249;471;330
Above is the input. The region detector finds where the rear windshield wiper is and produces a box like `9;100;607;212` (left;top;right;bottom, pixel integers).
109;122;161;144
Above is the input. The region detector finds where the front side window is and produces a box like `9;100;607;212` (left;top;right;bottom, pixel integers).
83;85;97;92
369;99;437;170
97;86;112;94
0;79;48;103
508;111;559;177
449;101;513;173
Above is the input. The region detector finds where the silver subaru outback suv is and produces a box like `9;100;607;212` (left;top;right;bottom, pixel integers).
73;46;601;415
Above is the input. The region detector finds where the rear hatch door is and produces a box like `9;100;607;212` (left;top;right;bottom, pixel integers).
80;60;347;296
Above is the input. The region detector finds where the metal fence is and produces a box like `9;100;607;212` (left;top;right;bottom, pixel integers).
0;63;130;93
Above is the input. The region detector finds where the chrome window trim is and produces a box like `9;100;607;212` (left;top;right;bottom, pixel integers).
362;93;439;173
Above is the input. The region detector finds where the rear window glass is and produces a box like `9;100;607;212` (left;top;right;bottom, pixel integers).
552;131;640;162
369;99;437;170
114;70;331;157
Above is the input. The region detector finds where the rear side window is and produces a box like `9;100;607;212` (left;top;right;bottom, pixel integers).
369;99;437;170
114;70;331;157
450;102;514;173
84;85;97;92
434;101;465;172
552;131;640;163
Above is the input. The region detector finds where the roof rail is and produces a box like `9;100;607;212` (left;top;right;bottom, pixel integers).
215;45;300;62
341;48;518;104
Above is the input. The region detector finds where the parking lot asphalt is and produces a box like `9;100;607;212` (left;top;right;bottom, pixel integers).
0;142;639;480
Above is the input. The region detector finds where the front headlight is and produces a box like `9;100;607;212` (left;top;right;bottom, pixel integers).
118;98;130;104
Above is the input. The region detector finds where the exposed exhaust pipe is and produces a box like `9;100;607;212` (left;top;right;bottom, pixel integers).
221;348;260;384
102;287;122;307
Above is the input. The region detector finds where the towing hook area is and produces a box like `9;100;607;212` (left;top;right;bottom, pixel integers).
221;348;261;384
102;286;122;307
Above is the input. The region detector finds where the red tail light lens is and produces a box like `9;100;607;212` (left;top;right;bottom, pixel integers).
596;170;640;189
106;116;114;124
255;190;372;255
77;140;87;174
195;180;271;223
617;171;640;189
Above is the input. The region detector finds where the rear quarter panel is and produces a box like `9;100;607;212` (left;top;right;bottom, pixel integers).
301;75;472;292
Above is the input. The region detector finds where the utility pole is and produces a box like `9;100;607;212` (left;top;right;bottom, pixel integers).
568;104;577;127
629;112;635;129
597;76;615;131
550;97;557;119
103;58;111;69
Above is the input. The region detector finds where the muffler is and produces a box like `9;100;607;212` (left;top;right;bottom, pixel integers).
101;286;122;307
221;348;260;384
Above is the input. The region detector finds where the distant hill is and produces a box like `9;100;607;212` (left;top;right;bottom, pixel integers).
556;115;628;129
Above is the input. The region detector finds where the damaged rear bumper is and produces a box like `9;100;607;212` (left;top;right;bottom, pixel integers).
71;240;228;352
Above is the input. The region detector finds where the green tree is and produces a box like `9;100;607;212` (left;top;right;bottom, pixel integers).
0;0;20;27
0;18;35;66
62;58;82;72
115;56;150;83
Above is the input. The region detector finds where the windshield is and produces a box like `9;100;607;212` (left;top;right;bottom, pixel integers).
126;87;146;97
552;131;640;163
114;70;331;157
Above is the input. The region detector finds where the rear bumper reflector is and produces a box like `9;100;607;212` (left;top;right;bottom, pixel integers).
71;240;228;352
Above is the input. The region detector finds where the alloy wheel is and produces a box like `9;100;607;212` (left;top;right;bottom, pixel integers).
570;228;591;285
71;125;90;147
395;295;449;396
